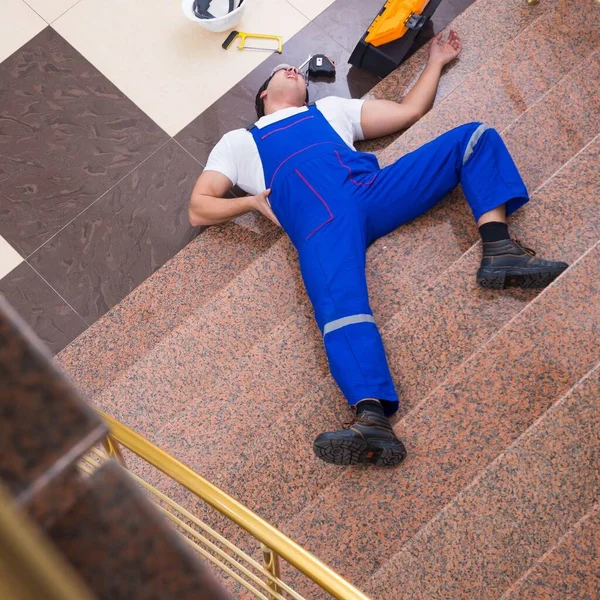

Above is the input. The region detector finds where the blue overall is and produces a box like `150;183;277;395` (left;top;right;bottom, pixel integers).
249;105;529;416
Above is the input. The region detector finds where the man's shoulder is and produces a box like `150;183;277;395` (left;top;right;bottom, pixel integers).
216;127;254;151
316;96;365;114
221;127;253;141
316;95;348;107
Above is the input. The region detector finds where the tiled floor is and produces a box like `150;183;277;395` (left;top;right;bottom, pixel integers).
0;0;474;353
14;2;597;597
0;0;46;63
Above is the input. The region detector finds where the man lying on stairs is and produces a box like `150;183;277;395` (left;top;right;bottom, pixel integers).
188;30;568;468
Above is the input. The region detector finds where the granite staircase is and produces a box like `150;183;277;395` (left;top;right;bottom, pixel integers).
0;297;233;600
56;0;600;597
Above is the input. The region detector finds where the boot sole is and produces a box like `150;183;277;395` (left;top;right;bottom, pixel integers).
313;438;407;467
476;265;567;290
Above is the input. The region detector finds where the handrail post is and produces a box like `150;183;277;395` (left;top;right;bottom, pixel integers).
103;436;126;467
261;543;281;600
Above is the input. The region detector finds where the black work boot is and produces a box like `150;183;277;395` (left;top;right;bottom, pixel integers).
477;239;568;289
313;411;407;467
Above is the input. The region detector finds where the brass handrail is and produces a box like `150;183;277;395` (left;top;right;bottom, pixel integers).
98;411;371;600
0;485;97;600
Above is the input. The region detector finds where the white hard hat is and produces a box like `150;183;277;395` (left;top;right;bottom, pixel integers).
182;0;247;32
193;0;244;19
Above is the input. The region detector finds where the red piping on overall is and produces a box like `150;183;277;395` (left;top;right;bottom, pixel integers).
260;116;314;140
294;169;334;239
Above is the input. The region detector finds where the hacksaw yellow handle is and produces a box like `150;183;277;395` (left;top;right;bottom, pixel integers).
237;32;283;54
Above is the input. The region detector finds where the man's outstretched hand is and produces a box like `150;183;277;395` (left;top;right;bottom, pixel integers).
250;189;281;227
428;30;462;68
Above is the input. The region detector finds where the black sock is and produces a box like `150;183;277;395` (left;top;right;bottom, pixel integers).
356;399;385;416
479;221;510;243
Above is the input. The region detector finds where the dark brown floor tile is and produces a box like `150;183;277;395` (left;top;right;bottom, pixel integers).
0;28;168;257
431;0;461;30
448;0;478;14
173;82;256;168
0;262;86;355
312;0;388;53
175;20;380;165
28;140;202;324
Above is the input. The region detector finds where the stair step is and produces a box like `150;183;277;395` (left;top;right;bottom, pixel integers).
504;50;600;192
360;0;556;155
366;362;600;600
56;220;281;399
83;236;303;433
281;241;600;590
25;466;90;531
501;501;600;600
0;297;107;518
47;460;233;600
157;309;325;473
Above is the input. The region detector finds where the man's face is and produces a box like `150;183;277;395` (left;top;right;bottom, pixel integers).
262;66;307;109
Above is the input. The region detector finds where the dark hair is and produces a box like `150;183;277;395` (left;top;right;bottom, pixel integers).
254;74;309;119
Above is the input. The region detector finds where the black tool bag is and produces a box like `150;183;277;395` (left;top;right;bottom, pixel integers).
349;0;444;78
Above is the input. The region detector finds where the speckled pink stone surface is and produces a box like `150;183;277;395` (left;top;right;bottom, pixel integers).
366;362;600;600
502;500;600;600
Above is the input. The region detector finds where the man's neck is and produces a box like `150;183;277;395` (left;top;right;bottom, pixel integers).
264;101;304;117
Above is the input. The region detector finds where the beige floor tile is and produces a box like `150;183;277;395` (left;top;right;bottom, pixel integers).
285;0;336;20
0;0;46;63
24;0;81;23
0;236;23;279
53;0;310;136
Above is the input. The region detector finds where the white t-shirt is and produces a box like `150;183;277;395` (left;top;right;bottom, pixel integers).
204;96;365;196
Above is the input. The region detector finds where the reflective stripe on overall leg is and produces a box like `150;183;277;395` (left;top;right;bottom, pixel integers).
462;123;491;165
323;314;376;336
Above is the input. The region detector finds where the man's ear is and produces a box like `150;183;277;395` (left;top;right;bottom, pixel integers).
260;89;268;100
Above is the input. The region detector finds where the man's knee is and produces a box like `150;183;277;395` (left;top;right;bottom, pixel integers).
463;122;496;165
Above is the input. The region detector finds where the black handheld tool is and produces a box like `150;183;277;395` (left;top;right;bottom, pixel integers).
308;54;335;77
308;54;336;77
299;54;336;79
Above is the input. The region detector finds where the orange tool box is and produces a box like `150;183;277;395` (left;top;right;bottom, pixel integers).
349;0;443;78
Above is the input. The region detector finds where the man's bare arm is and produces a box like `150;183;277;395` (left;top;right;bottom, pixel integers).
189;170;280;227
360;30;462;140
189;170;247;226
